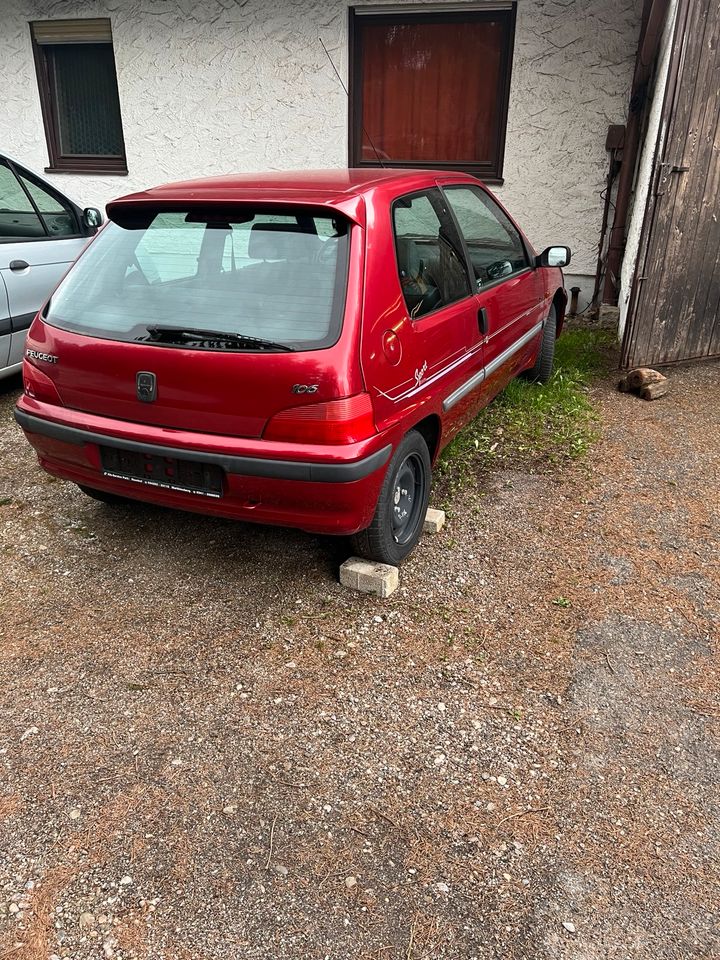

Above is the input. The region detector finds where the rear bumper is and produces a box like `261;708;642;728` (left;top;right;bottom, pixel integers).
14;399;394;534
14;409;392;483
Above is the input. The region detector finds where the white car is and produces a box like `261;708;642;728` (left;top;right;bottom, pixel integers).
0;153;102;380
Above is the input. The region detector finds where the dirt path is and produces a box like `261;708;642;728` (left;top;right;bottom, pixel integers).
0;360;718;960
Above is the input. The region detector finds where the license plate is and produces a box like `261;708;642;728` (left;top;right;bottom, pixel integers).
100;446;224;498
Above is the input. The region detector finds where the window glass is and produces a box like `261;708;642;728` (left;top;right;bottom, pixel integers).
45;209;349;351
0;162;45;239
51;44;124;156
313;216;341;239
353;11;514;179
444;186;528;286
19;174;78;238
220;214;298;268
393;189;471;319
220;215;345;270
132;213;205;284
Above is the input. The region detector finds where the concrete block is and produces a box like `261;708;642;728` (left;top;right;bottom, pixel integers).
598;303;620;329
423;508;446;534
339;557;399;598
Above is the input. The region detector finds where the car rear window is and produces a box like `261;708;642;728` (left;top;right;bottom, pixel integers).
44;207;350;351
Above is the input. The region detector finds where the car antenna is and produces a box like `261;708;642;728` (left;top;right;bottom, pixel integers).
318;36;386;168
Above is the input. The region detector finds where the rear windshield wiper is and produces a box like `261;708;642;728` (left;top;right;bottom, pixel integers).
141;326;294;352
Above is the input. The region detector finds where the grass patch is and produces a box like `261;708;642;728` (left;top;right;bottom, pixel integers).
436;328;616;496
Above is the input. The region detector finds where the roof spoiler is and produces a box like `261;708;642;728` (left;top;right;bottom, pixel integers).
106;194;365;227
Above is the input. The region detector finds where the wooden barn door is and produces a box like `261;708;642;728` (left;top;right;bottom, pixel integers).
622;0;720;368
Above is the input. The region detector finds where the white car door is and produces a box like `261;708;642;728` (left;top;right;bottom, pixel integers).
0;158;88;370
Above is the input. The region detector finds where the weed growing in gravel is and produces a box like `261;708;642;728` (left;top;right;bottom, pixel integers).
436;328;615;497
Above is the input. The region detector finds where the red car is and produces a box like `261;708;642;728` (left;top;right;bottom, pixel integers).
15;170;569;564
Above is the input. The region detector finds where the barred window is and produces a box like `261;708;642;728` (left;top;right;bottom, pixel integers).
30;19;127;174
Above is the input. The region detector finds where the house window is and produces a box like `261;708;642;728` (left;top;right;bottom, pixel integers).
349;6;516;182
30;19;127;174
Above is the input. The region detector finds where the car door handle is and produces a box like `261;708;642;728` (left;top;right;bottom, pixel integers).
9;260;29;271
478;307;488;335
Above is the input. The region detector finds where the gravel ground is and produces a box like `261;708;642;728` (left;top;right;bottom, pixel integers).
0;359;718;960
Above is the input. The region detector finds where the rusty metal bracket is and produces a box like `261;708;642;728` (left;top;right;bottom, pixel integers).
655;161;671;195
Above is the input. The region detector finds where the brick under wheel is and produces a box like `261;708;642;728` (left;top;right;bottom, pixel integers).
525;303;557;384
78;484;129;506
351;430;432;566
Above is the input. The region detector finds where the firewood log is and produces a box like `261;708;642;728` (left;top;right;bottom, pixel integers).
627;367;667;390
641;380;669;400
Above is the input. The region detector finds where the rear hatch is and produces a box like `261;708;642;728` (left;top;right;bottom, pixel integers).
35;203;360;438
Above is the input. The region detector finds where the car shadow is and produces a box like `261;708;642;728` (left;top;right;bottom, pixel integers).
0;373;22;396
2;369;352;586
77;493;350;587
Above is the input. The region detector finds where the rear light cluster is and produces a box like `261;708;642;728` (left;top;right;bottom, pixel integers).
23;360;62;405
263;393;376;445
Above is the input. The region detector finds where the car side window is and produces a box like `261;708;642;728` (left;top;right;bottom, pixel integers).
393;188;471;320
18;172;79;238
0;161;45;240
443;185;528;288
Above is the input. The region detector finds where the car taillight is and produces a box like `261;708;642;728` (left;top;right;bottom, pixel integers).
23;360;63;405
263;393;376;445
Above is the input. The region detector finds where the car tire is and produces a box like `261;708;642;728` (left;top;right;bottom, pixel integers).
78;484;129;506
525;303;557;384
350;430;431;566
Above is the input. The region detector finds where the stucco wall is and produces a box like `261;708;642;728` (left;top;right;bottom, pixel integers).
1;0;642;285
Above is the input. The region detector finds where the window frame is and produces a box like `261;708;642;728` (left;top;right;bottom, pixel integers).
348;5;517;184
0;156;84;244
440;183;534;292
391;186;474;322
30;21;128;176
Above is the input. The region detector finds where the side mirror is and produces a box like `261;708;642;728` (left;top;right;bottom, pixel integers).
537;245;571;268
82;207;103;234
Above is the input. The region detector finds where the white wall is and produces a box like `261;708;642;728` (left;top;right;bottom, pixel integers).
1;0;642;288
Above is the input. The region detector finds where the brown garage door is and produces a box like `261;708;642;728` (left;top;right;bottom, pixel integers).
622;0;720;368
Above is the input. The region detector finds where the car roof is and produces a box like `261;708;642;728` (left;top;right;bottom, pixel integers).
109;168;481;207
